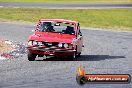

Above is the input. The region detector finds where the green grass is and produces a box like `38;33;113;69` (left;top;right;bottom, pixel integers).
0;8;132;31
0;0;132;3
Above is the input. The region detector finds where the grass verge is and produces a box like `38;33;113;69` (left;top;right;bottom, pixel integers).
0;0;132;3
0;8;132;31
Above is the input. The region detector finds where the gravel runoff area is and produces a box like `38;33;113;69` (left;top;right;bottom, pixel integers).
0;39;13;54
0;39;14;59
0;39;26;60
0;21;132;88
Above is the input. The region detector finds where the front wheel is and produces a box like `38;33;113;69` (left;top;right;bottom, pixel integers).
77;52;81;57
69;52;77;60
28;52;37;61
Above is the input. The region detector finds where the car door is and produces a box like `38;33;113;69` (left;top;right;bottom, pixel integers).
76;23;83;54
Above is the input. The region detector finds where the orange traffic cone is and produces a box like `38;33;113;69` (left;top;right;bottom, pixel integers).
77;66;86;76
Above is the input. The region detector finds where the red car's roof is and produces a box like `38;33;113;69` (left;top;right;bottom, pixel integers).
39;19;78;24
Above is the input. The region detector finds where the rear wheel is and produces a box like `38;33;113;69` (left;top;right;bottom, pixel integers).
28;52;37;61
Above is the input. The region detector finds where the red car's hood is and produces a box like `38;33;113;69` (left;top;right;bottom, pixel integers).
29;32;76;43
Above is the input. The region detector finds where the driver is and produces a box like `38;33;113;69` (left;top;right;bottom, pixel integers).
65;26;75;34
42;22;55;32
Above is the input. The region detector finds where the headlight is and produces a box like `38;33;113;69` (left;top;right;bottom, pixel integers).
64;43;68;48
32;41;38;45
38;41;43;46
58;43;63;47
28;41;32;46
69;44;73;49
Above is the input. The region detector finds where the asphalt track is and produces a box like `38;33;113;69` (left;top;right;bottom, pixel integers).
0;2;132;9
0;22;132;88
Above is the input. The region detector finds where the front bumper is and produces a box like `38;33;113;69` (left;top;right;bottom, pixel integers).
27;46;76;56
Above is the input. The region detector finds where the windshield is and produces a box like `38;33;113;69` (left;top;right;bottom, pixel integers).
36;22;75;35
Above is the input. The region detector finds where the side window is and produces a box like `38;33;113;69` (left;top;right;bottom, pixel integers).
77;23;80;30
77;23;82;36
78;29;82;36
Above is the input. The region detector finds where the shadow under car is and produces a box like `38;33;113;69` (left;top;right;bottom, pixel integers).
35;55;125;61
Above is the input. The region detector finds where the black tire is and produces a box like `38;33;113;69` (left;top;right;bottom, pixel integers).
77;52;81;57
76;75;86;85
28;52;37;61
69;46;78;60
69;51;77;60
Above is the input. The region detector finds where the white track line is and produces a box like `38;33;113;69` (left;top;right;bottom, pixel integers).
0;6;4;8
13;6;20;8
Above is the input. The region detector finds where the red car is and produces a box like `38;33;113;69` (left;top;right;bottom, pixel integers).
27;19;83;61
